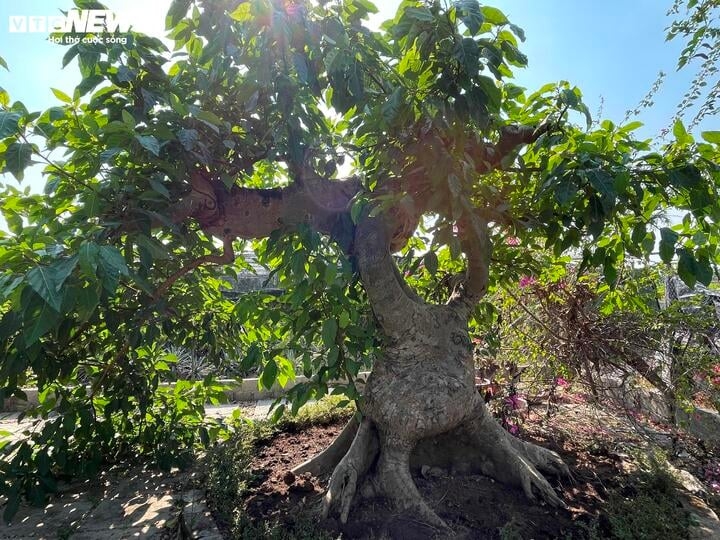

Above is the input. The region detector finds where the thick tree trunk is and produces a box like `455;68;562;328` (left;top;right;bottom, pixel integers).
174;130;569;531
295;216;571;532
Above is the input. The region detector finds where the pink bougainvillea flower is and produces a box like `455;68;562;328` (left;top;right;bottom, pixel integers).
713;364;720;375
505;236;520;246
505;394;524;410
472;336;483;345
712;377;720;386
518;275;536;288
555;376;569;387
508;423;520;435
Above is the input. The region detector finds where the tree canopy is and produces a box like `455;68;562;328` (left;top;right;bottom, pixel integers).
0;0;719;522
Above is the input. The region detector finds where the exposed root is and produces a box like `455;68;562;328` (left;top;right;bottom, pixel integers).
318;401;572;532
370;439;451;533
322;418;378;523
510;436;573;481
292;417;359;477
467;400;570;508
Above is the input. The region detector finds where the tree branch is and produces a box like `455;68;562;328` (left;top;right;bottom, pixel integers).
448;213;491;317
153;236;235;299
470;122;553;174
354;215;422;338
179;174;361;241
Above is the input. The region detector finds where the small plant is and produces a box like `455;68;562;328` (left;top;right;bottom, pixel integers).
588;457;693;539
206;396;354;538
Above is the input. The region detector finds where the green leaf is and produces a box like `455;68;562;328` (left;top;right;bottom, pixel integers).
677;250;697;288
195;109;223;127
260;359;278;390
381;87;403;123
166;0;192;28
4;142;33;180
603;258;618;286
695;256;713;286
229;2;252;22
327;345;340;367
404;7;435;22
26;268;63;312
481;6;508;25
659;227;679;264
75;286;99;322
700;131;720;145
276;356;296;388
24;301;61;345
62;44;79;68
454;38;480;75
135;135;160;157
0;56;7;71
668;165;702;189
0;112;21;138
98;245;130;276
554;175;578;205
321;318;338;349
79;242;100;277
631;223;647;245
26;257;77;312
51;88;72;103
424;251;439;275
673;119;693;145
75;75;104;97
121;110;135;127
620;121;644;132
586;169;616;212
455;0;484;35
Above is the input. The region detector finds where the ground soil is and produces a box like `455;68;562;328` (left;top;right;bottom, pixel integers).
214;395;720;539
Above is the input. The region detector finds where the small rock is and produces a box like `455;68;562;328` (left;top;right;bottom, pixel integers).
289;476;315;493
282;470;296;485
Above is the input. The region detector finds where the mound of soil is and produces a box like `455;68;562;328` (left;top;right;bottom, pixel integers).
218;401;718;539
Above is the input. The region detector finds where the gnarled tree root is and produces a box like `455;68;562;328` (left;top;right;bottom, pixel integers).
322;418;379;523
292;416;360;477
321;403;572;531
368;438;451;532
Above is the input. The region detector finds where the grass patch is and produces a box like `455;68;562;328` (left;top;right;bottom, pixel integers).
205;395;353;539
583;455;694;540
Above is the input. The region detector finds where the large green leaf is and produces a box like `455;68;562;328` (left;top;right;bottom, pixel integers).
3;142;33;180
659;228;678;264
135;135;160;157
321;318;338;349
455;0;484;35
26;257;77;312
260;358;278;390
0;112;21;138
24;301;61;345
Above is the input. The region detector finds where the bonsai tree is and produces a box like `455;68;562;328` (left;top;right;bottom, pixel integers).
1;0;719;528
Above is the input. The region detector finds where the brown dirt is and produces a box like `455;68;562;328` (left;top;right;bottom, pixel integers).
223;399;720;539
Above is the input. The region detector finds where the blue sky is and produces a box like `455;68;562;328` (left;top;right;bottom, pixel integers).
0;0;708;195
